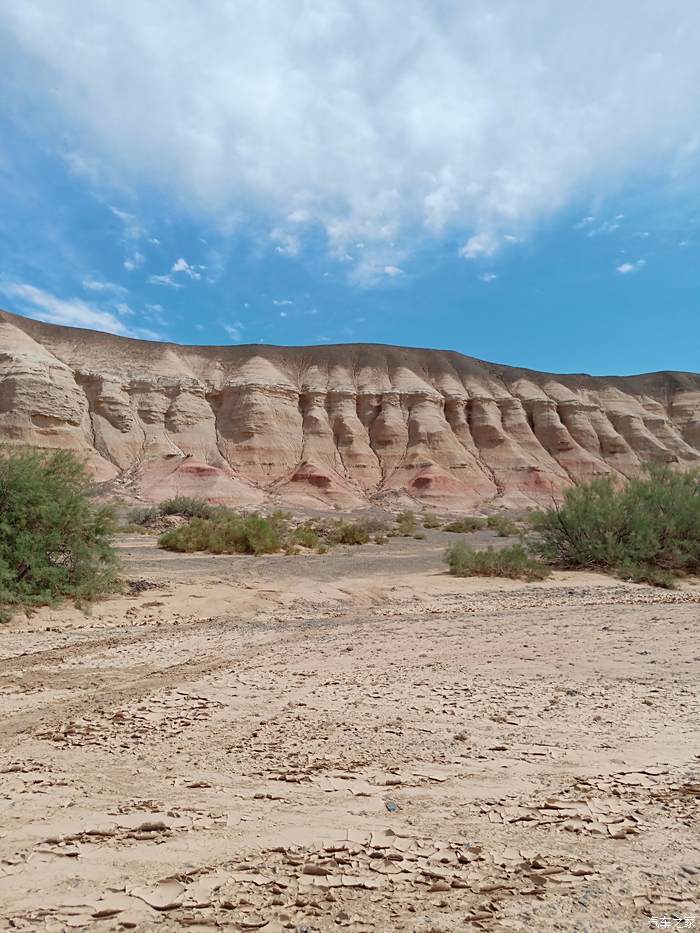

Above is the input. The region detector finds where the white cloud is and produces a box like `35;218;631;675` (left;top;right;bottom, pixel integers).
272;298;293;306
279;311;288;318
171;257;201;279
148;273;183;288
3;3;700;266
224;321;244;341
459;232;499;260
270;228;300;257
587;220;620;237
479;272;498;283
109;206;143;241
0;281;157;337
82;277;127;295
123;251;144;271
287;209;311;223
145;302;167;326
616;259;646;274
383;265;404;277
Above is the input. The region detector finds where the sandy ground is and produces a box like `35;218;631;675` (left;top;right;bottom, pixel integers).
0;532;698;932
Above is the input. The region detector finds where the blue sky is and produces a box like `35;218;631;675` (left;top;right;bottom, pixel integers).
1;2;699;375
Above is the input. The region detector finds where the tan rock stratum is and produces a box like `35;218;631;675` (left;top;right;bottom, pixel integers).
1;308;699;509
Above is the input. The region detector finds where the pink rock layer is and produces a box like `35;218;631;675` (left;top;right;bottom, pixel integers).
1;309;699;511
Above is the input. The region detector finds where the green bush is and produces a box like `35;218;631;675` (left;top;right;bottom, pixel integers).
487;515;520;537
159;497;213;519
443;517;486;533
159;513;283;555
327;520;371;545
290;525;321;549
422;512;441;529
126;505;158;525
533;469;700;586
445;541;550;581
0;448;119;612
395;510;418;535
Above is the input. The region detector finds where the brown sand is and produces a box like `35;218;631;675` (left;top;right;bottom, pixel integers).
0;534;698;931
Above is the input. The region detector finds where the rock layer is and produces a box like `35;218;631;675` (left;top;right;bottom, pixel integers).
1;309;699;510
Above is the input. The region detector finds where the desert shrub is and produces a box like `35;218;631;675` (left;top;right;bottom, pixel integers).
443;517;486;533
361;516;390;534
374;533;387;545
413;531;426;540
159;513;282;555
395;510;418;535
290;525;321;549
316;544;329;555
533;469;700;586
126;505;158;525
518;508;538;526
269;509;293;527
0;448;119;612
422;512;441;529
487;515;520;537
327;520;371;545
158;497;213;519
119;522;156;535
445;541;550;581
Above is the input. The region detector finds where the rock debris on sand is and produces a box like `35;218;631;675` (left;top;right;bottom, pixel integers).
0;537;698;931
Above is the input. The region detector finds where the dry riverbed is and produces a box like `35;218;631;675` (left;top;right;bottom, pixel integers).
0;533;698;932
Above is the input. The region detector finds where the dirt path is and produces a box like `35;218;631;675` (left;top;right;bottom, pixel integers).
0;537;698;931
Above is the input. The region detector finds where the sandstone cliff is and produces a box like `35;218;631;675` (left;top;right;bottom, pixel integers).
1;309;699;510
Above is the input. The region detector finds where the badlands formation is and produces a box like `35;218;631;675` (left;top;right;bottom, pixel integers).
1;308;699;509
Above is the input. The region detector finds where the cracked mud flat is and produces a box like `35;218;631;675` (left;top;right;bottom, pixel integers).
0;534;698;932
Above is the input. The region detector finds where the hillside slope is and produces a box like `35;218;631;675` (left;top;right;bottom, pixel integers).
1;309;699;510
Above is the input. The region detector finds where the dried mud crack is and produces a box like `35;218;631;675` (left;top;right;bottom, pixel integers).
0;539;698;931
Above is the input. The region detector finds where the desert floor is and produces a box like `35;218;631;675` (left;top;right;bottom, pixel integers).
0;531;698;932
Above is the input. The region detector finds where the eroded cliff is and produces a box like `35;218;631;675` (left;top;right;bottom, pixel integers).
1;309;699;510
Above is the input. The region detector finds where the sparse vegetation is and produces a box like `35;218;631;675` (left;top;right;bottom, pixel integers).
289;525;320;549
394;510;418;535
159;497;214;519
119;522;156;535
445;541;550;581
159;512;284;555
0;448;119;616
325;520;371;545
486;515;520;537
443;516;486;533
422;512;441;529
532;468;700;587
158;512;387;555
125;505;158;525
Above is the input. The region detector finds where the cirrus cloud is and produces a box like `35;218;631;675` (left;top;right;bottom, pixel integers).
0;281;160;338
